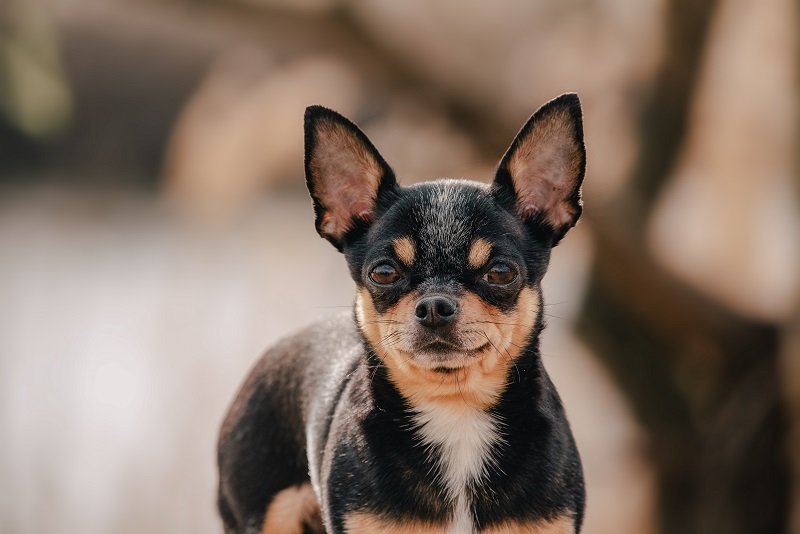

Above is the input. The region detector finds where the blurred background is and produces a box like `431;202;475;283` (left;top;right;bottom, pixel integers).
0;0;797;532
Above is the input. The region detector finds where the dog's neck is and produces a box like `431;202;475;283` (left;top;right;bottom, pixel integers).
360;339;549;531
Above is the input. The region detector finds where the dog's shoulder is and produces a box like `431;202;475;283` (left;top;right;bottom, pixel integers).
220;311;361;434
243;311;362;395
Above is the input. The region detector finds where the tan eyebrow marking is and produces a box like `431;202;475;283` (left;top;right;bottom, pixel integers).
467;238;493;269
392;236;416;266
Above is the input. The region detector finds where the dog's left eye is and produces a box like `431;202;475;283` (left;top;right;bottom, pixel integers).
369;264;401;285
483;262;517;286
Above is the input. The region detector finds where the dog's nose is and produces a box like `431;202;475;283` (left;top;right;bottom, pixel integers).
415;296;458;328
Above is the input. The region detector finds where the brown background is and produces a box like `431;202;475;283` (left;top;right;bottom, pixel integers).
0;0;797;532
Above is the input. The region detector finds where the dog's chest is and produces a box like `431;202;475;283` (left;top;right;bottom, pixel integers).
412;402;502;533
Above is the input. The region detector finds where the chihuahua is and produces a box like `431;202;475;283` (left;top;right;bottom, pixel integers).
218;93;586;533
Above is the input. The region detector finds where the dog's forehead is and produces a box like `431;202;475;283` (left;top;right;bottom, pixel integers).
377;180;512;268
412;181;477;254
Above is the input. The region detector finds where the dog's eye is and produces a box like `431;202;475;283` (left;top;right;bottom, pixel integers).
483;262;516;286
369;264;401;285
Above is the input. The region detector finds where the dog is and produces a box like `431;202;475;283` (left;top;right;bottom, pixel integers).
217;93;587;533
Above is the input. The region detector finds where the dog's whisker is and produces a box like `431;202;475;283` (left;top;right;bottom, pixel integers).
454;371;469;406
379;331;402;343
482;331;522;384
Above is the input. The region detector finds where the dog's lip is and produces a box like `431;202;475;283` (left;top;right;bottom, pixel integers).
421;340;460;352
415;340;490;356
406;341;492;371
417;336;490;353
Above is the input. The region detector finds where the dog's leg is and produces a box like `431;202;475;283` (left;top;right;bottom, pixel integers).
261;483;324;534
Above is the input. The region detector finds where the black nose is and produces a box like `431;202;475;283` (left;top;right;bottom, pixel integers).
415;296;458;328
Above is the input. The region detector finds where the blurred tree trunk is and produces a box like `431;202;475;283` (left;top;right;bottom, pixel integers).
579;217;788;534
576;0;791;532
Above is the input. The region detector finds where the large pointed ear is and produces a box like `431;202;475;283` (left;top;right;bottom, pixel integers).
492;93;586;245
304;106;397;251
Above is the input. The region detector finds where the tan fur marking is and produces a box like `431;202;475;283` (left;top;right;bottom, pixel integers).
356;287;539;409
311;119;383;240
507;108;582;230
393;236;416;266
468;238;493;269
261;483;322;534
345;512;573;533
483;515;574;533
345;512;447;533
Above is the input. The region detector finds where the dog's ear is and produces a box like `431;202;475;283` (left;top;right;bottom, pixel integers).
492;93;585;245
304;106;397;251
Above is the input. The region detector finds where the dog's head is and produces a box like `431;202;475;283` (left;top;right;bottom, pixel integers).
304;94;585;407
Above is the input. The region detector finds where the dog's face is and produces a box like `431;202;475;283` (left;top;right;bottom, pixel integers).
304;95;585;407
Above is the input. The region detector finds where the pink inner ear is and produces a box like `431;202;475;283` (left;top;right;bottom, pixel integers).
506;110;582;230
311;120;384;240
319;198;375;238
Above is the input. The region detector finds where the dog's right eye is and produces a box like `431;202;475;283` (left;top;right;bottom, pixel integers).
483;262;517;286
369;264;401;286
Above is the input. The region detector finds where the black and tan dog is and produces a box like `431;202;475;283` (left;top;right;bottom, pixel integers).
218;93;587;533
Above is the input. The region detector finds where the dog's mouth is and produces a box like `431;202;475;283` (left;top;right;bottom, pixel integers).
420;340;461;353
409;340;491;371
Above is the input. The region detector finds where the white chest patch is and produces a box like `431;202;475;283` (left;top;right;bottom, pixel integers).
412;403;503;533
